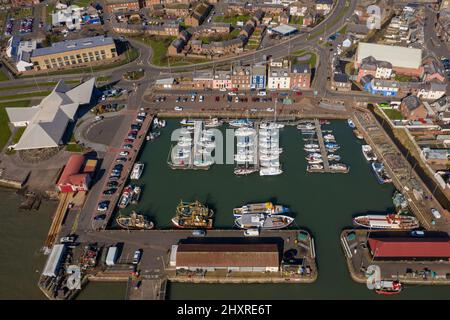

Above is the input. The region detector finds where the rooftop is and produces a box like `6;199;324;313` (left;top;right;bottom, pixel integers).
32;36;114;57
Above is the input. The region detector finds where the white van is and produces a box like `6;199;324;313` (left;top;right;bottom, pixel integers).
431;208;442;219
257;90;267;96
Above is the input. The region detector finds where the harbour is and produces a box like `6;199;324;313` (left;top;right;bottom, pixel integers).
2;118;450;299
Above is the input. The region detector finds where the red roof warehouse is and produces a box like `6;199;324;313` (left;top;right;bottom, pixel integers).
368;233;450;261
57;155;94;193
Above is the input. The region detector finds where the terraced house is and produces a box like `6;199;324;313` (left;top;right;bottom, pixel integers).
30;36;117;71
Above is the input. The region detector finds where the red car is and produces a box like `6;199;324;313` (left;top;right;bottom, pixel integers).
124;138;134;143
215;96;220;102
295;91;303;96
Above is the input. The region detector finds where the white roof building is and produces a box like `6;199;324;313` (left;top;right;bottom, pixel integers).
52;5;84;30
356;42;422;70
6;36;36;72
6;78;96;151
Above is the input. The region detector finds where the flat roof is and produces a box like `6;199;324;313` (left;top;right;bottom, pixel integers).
271;24;297;36
32;36;114;57
42;244;65;277
357;42;422;69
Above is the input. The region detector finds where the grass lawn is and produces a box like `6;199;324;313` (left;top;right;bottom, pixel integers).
72;0;92;7
291;51;317;68
66;143;84;152
214;14;250;25
45;3;56;24
383;108;403;120
11;127;25;144
0;69;9;81
0;91;51;101
290;16;304;25
0;100;31;151
123;69;144;80
395;74;413;82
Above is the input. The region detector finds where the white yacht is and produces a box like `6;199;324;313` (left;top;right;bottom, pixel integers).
260;167;283;176
130;162;144;180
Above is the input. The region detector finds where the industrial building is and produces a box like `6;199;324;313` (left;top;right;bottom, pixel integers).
170;243;280;272
368;232;450;261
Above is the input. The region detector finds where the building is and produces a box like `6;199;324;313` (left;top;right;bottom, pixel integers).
30;36;117;71
6;36;36;72
184;2;212;27
269;24;298;37
52;5;85;31
56;154;93;193
422;59;446;83
231;65;251;90
331;73;351;91
355;43;423;77
357;56;393;82
368;232;450;261
193;71;214;89
212;71;232;90
10;0;39;7
171;243;280;272
251;64;267;89
290;63;311;90
315;0;333;15
422;148;450;167
400;95;428;120
6;78;95;150
154;78;176;89
105;0;141;13
268;64;291;90
366;79;399;97
417;82;447;101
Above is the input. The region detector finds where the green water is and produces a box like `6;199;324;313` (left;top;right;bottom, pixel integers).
2;119;450;299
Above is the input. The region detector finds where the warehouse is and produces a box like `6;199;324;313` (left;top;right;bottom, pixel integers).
355;43;423;76
172;243;280;272
368;232;450;261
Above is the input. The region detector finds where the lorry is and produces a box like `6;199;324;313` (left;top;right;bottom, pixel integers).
106;246;119;266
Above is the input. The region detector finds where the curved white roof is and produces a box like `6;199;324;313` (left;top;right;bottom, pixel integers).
357;43;422;69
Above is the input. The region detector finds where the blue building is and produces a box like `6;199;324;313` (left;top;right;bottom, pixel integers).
362;76;399;97
251;64;267;89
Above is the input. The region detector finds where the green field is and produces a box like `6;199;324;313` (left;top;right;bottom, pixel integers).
290;16;304;25
383;108;403;120
214;14;250;25
0;100;31;151
0;91;51;101
0;69;8;81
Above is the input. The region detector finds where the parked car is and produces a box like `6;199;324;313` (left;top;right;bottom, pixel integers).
116;157;127;163
266;107;275;112
123;144;133;149
103;188;116;195
431;208;441;219
107;181;119;188
174;106;183;111
199;95;204;102
94;214;106;221
215;96;220;102
97;201;109;211
219;87;227;92
119;151;129;156
95;115;104;121
133;250;142;264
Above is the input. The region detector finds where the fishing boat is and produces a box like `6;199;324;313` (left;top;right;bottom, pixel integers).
235;127;256;137
362;145;377;161
180;119;196;126
320;120;330;125
304;143;319;149
330;163;349;172
353;214;419;230
260;122;284;129
260;148;283;155
304;148;321;153
347;119;356;129
328;154;341;161
131;186;141;204
171;200;214;229
297;123;315;130
116;211;154;230
233;202;289;217
375;281;402;295
323;134;335;141
237;141;253;148
259;129;279;137
307;159;323;164
235;213;294;230
146;131;161;141
118;185;133;209
234;167;258;176
393;191;408;210
353;129;364;140
371;162;392;184
307;164;324;171
205;118;223;128
260;153;279;161
260;167;283;176
130;162;144;180
325;142;339;149
229;119;253;128
260;160;281;167
234;154;254;162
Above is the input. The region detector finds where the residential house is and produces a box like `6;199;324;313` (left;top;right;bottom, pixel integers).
417;82;447;101
331;73;351;91
290;63;311;89
315;0;333;15
251;64;267;89
400;95;428;120
366;79;399;97
213;70;232;90
422;148;450;167
422;59;446;83
193;71;214;89
105;0;141;13
184;2;212;27
231;65;252;90
268;61;291;90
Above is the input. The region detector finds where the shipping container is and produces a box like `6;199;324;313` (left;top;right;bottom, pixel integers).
106;246;118;266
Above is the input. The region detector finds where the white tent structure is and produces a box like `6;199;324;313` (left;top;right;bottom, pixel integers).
6;78;96;151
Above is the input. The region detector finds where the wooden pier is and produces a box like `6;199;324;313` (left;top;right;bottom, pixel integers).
43;192;71;251
314;119;330;171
